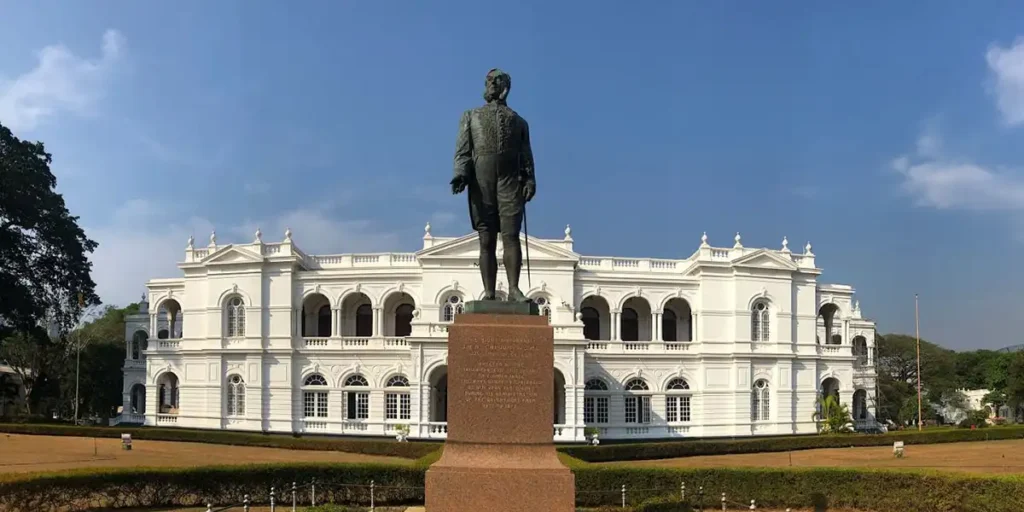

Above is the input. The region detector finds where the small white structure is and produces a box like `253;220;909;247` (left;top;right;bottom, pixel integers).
893;441;904;458
112;228;878;442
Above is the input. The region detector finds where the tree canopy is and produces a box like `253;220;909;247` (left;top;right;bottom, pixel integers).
0;122;99;336
876;333;1024;424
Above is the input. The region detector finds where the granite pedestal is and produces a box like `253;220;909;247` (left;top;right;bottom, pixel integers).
425;308;575;511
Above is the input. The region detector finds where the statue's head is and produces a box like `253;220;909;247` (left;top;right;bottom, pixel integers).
484;68;511;103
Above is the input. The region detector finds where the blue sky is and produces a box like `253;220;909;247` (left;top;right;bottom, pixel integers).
2;1;1023;350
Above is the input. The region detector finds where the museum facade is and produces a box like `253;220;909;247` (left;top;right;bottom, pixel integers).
113;225;878;442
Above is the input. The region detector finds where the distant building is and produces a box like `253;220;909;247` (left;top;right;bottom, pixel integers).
111;227;879;441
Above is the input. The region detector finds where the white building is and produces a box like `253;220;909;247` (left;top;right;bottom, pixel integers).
113;226;878;442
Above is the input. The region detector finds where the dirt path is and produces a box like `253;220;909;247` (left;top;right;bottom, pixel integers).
601;438;1024;474
0;433;410;474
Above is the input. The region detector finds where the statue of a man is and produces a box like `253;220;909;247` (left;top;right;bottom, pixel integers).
450;69;536;302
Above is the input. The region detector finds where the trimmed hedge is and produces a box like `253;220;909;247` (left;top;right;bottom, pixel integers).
0;423;440;459
3;461;1024;512
576;466;1024;512
0;463;425;512
562;425;1024;462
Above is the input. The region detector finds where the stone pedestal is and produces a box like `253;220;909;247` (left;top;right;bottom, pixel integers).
425;313;575;511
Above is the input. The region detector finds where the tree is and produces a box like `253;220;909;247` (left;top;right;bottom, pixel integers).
0;122;99;336
875;333;957;423
812;394;854;433
1006;352;1024;422
0;329;52;414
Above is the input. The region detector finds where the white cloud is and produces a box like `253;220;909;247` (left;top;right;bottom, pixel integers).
0;29;125;132
892;131;1024;211
987;38;1024;126
86;200;402;308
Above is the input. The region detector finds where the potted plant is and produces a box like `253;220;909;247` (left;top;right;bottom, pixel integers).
584;427;600;445
394;423;410;442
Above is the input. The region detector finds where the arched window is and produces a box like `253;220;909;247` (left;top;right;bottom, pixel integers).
853;336;869;365
583;378;609;424
355;304;373;337
385;375;411;420
303;373;329;418
534;297;552;323
226;297;245;338
226;375;245;416
751;301;770;342
665;378;692;423
442;295;464;322
317;305;332;337
662;309;677;342
623;378;651;424
853;389;868;421
344;374;369;420
621;308;639;342
751;379;770;422
581;307;600;340
395;304;414;337
131;331;147;359
830;334;843;345
129;384;146;414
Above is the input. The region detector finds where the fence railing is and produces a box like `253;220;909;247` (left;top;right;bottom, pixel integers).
198;478;784;511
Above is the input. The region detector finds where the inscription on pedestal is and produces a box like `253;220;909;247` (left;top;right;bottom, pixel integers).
464;358;540;410
447;315;554;445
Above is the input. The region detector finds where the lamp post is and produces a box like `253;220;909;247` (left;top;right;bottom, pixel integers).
915;293;922;431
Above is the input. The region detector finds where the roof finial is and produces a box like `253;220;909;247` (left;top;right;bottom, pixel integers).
805;241;814;255
209;230;217;247
187;235;194;250
781;236;790;253
733;232;743;248
254;227;262;243
424;221;432;237
700;232;709;247
284;227;292;241
564;224;572;240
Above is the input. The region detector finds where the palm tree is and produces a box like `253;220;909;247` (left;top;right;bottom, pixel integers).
812;394;854;434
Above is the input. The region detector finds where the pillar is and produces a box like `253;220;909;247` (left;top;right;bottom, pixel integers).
652;312;662;342
611;311;620;340
373;307;383;337
333;309;341;337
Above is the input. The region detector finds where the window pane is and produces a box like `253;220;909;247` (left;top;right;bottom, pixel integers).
400;394;411;420
597;397;608;423
304;392;315;418
386;393;398;420
317;391;328;418
584;397;595;423
681;396;691;422
357;393;369;419
625;396;637;423
666;396;678;422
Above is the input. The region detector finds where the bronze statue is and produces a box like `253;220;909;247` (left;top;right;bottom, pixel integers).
450;69;536;302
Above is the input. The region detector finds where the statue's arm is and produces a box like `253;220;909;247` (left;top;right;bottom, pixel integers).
453;110;474;180
520;118;536;185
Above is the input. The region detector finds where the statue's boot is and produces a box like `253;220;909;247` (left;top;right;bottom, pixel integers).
507;287;531;303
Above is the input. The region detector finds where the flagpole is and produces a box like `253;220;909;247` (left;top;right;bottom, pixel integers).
915;293;922;431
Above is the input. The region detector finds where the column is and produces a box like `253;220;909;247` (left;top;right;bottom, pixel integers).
169;311;178;338
125;339;131;359
692;313;698;342
373;308;383;337
843;320;850;345
332;309;341;337
611;311;620;340
652;312;661;342
149;313;157;337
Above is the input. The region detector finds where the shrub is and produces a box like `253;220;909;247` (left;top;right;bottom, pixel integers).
573;466;1024;512
0;463;425;512
3;463;1024;512
0;423;440;459
562;425;1024;462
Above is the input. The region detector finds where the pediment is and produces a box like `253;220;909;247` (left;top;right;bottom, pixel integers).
417;233;579;262
731;249;798;271
202;245;264;265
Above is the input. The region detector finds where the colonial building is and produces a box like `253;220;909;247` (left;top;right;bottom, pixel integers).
113;225;878;442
